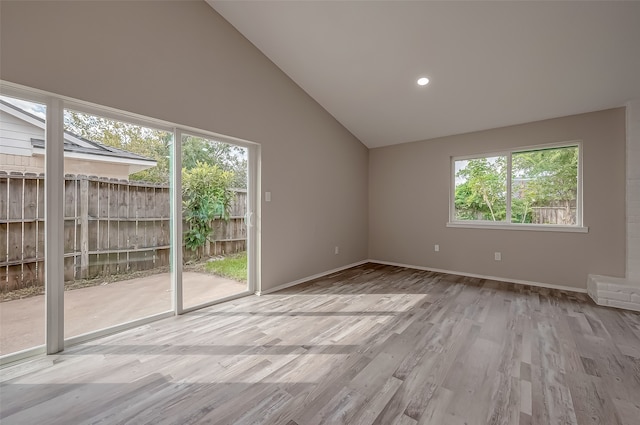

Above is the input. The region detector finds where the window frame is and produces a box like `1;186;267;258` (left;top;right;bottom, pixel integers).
447;141;587;233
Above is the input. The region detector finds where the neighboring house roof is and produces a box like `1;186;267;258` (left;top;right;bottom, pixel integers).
0;99;157;169
29;138;153;163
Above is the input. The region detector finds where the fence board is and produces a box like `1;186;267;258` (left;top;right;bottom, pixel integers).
130;186;142;219
23;221;37;285
64;179;77;219
23;221;36;260
36;260;44;286
7;223;20;262
531;206;576;225
0;174;7;220
36;221;44;270
64;219;76;254
64;256;75;282
0;223;6;261
146;187;155;218
158;188;169;219
99;181;109;219
8;177;23;220
99;218;109;251
24;176;38;220
7;264;21;291
118;183;128;218
22;261;37;286
109;183;119;218
88;180;99;218
88;221;98;253
109;218;119;250
36;176;44;220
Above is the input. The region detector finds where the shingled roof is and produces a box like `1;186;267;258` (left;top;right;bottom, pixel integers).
0;99;156;165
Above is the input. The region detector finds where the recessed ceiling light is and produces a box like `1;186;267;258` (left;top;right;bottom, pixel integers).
417;77;429;86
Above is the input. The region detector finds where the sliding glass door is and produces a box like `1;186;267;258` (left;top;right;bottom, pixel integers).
0;82;259;364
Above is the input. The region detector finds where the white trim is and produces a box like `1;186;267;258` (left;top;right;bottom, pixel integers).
171;129;183;315
368;259;588;294
1;82;58;106
576;138;584;228
247;144;260;294
181;290;254;314
256;260;369;295
452;150;510;162
179;128;258;151
446;222;589;233
0;346;46;368
506;151;512;221
64;311;174;348
45;97;65;355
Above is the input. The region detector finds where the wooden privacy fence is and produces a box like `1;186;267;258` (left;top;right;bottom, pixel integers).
0;172;246;292
531;206;576;225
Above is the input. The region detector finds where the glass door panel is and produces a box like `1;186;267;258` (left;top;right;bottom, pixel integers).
181;134;249;309
62;109;173;339
0;96;47;356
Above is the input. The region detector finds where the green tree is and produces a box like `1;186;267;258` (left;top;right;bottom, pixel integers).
454;157;507;221
182;136;247;188
511;147;578;224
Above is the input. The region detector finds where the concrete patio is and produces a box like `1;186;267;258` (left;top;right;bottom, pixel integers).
0;272;247;356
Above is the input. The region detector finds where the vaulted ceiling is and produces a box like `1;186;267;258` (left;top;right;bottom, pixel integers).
209;1;640;148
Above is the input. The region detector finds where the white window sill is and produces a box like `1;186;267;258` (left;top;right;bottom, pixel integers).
446;222;589;233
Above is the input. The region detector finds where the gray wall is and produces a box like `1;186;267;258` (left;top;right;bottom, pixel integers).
0;1;369;291
369;108;626;289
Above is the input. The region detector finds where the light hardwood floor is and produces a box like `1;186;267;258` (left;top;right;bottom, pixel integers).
1;264;639;425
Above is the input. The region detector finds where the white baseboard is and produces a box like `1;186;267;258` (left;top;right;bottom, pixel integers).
256;260;369;295
368;259;587;294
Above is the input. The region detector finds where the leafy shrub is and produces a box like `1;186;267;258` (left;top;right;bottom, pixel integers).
182;162;234;252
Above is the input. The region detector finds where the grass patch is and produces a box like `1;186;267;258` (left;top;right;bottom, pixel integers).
204;252;247;282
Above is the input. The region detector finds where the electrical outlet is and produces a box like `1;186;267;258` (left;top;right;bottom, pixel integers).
335;246;339;255
434;244;439;252
494;252;501;261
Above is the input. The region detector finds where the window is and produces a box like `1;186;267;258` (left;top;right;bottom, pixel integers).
450;143;585;231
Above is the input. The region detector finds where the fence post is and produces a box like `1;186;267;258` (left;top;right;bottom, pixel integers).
80;177;89;279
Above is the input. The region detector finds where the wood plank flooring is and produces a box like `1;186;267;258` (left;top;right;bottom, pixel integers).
1;263;639;425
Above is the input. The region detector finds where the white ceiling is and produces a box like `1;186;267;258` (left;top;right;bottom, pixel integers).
209;1;640;148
